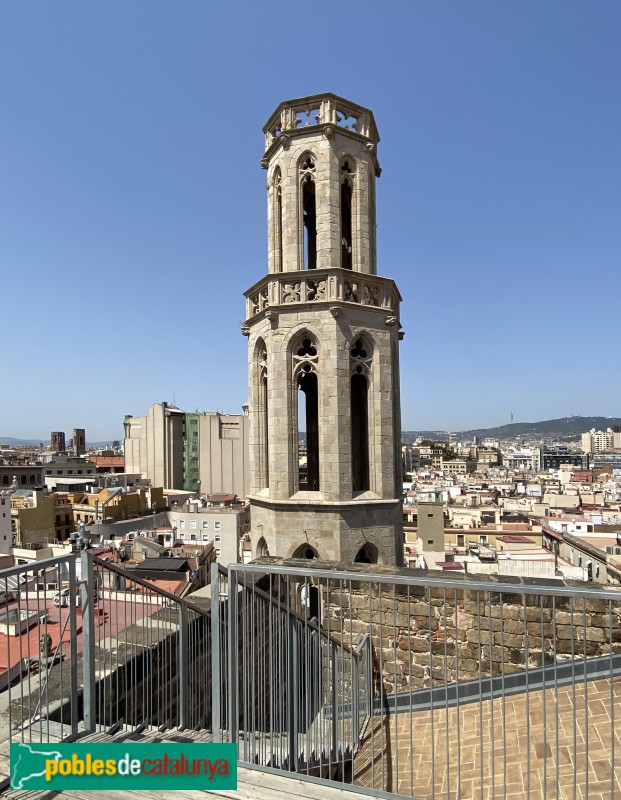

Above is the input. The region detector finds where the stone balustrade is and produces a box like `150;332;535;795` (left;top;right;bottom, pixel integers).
244;269;401;326
263;93;377;153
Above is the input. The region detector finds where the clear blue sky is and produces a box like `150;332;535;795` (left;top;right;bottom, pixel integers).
1;2;619;441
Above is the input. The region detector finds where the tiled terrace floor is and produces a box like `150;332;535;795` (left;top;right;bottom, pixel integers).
354;677;621;799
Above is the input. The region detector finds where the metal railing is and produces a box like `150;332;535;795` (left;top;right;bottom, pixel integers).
229;561;621;799
226;566;371;778
0;554;79;745
84;554;218;733
1;552;620;800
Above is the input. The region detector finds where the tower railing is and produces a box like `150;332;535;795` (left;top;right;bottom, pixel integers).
1;554;620;799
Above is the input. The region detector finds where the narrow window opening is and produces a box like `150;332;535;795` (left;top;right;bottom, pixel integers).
350;336;371;493
302;181;316;269
294;335;319;492
274;168;283;273
298;367;319;490
351;372;369;491
300;156;317;270
262;374;269;488
341;161;353;270
257;341;269;489
276;186;283;272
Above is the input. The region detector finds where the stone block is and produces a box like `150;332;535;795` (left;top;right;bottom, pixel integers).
466;629;492;645
494;632;523;648
403;636;431;654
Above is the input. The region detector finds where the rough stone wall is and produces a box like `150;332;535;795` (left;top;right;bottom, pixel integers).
324;583;621;695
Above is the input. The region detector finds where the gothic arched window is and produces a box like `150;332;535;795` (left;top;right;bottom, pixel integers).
293;544;319;560
273;167;283;272
350;335;372;492
255;338;269;489
340;158;355;270
293;333;320;490
299;154;317;270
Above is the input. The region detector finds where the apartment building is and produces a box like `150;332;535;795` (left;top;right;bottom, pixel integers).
581;427;621;454
168;495;250;566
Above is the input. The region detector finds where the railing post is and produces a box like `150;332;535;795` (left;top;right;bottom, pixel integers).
331;639;339;759
210;561;221;742
80;550;96;732
367;637;374;718
227;567;238;746
67;555;79;737
178;602;189;730
287;614;298;771
352;649;360;750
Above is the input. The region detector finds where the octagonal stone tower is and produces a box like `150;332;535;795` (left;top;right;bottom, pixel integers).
243;93;404;565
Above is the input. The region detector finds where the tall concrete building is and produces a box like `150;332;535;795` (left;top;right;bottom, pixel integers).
124;403;250;499
244;93;404;565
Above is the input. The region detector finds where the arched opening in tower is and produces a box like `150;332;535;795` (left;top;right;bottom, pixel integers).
340;180;353;270
275;185;283;272
354;543;378;564
302;180;317;270
351;372;370;492
298;369;319;490
293;544;319;560
261;373;269;488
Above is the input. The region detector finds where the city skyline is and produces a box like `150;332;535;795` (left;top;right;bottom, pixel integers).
2;2;620;440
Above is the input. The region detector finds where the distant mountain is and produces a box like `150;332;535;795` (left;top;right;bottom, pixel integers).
0;437;46;447
403;416;621;443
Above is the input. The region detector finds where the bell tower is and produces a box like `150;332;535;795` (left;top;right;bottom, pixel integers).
244;93;404;565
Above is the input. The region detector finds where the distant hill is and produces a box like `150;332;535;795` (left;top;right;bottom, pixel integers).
403;416;621;443
0;437;46;447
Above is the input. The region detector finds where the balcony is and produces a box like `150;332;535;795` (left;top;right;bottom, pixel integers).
0;554;619;798
244;269;402;329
